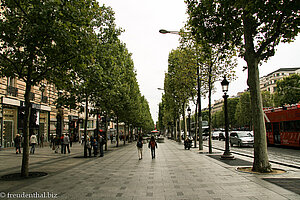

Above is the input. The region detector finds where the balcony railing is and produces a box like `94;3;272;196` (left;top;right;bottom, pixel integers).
7;86;18;97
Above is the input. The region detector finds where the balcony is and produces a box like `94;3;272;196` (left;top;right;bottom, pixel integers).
7;86;18;97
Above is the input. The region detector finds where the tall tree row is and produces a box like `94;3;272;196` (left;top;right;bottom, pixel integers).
186;0;299;173
0;0;153;175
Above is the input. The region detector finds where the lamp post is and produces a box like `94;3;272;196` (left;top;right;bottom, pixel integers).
159;29;203;150
220;76;234;159
187;106;191;139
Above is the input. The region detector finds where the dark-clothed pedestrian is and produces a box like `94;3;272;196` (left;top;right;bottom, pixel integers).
63;134;70;154
60;135;64;153
40;134;44;148
92;138;98;156
136;136;143;160
14;134;22;154
148;136;158;159
99;134;105;157
30;134;37;154
54;135;60;153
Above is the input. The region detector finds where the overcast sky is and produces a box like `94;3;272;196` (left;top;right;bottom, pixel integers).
100;0;300;122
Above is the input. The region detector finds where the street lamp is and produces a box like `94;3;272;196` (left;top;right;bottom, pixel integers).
187;106;191;138
220;76;234;159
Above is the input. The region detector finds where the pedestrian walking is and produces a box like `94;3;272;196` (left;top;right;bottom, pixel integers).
30;134;37;154
148;136;158;159
14;134;22;154
99;134;105;157
136;135;143;160
86;136;92;157
39;134;44;148
54;135;60;153
63;134;71;154
60;134;64;154
81;135;84;145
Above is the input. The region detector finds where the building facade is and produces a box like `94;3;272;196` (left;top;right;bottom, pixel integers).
0;77;98;148
260;67;300;93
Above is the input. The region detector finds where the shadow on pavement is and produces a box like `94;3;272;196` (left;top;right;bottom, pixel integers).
207;154;252;166
263;178;300;195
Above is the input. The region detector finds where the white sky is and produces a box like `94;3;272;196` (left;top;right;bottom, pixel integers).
100;0;300;122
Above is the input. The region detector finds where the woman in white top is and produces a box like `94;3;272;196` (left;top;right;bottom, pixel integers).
30;134;37;154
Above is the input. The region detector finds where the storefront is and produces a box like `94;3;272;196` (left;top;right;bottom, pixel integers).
68;115;79;142
0;97;50;147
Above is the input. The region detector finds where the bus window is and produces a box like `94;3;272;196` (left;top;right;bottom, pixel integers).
266;122;272;132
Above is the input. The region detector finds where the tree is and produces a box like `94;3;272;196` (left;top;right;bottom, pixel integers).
235;92;252;129
227;98;239;129
186;0;299;172
53;4;120;157
261;91;274;108
274;74;300;106
0;0;101;177
165;48;197;141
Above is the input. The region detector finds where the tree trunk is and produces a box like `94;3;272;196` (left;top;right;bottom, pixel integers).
124;123;126;146
21;82;32;177
243;13;272;173
198;72;203;150
178;114;182;143
208;64;213;153
116;116;119;147
105;112;108;151
194;102;198;148
174;117;177;141
182;103;187;140
83;96;88;158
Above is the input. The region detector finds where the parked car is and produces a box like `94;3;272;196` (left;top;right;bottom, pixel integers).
230;131;254;147
218;132;225;141
212;132;219;140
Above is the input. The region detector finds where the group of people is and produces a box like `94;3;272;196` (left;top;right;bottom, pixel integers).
14;132;158;160
51;134;71;154
136;135;158;160
14;133;44;154
85;134;106;157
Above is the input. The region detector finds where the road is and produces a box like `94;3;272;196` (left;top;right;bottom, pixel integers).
205;139;300;169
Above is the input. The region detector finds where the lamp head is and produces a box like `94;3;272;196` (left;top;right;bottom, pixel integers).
187;106;191;115
159;29;169;34
221;76;229;93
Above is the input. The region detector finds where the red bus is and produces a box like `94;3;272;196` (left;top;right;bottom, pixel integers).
264;104;300;147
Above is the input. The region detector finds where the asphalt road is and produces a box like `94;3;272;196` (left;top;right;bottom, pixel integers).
205;139;300;168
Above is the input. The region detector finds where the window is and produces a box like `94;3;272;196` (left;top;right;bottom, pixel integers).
7;77;15;86
7;77;18;97
282;120;300;132
266;123;272;132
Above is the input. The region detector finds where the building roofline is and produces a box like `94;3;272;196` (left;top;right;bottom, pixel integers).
262;67;300;78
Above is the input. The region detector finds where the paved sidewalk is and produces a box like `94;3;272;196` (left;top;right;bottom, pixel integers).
0;139;299;200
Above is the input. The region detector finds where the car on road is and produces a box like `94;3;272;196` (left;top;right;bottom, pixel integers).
212;132;219;140
230;131;254;147
218;132;225;141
